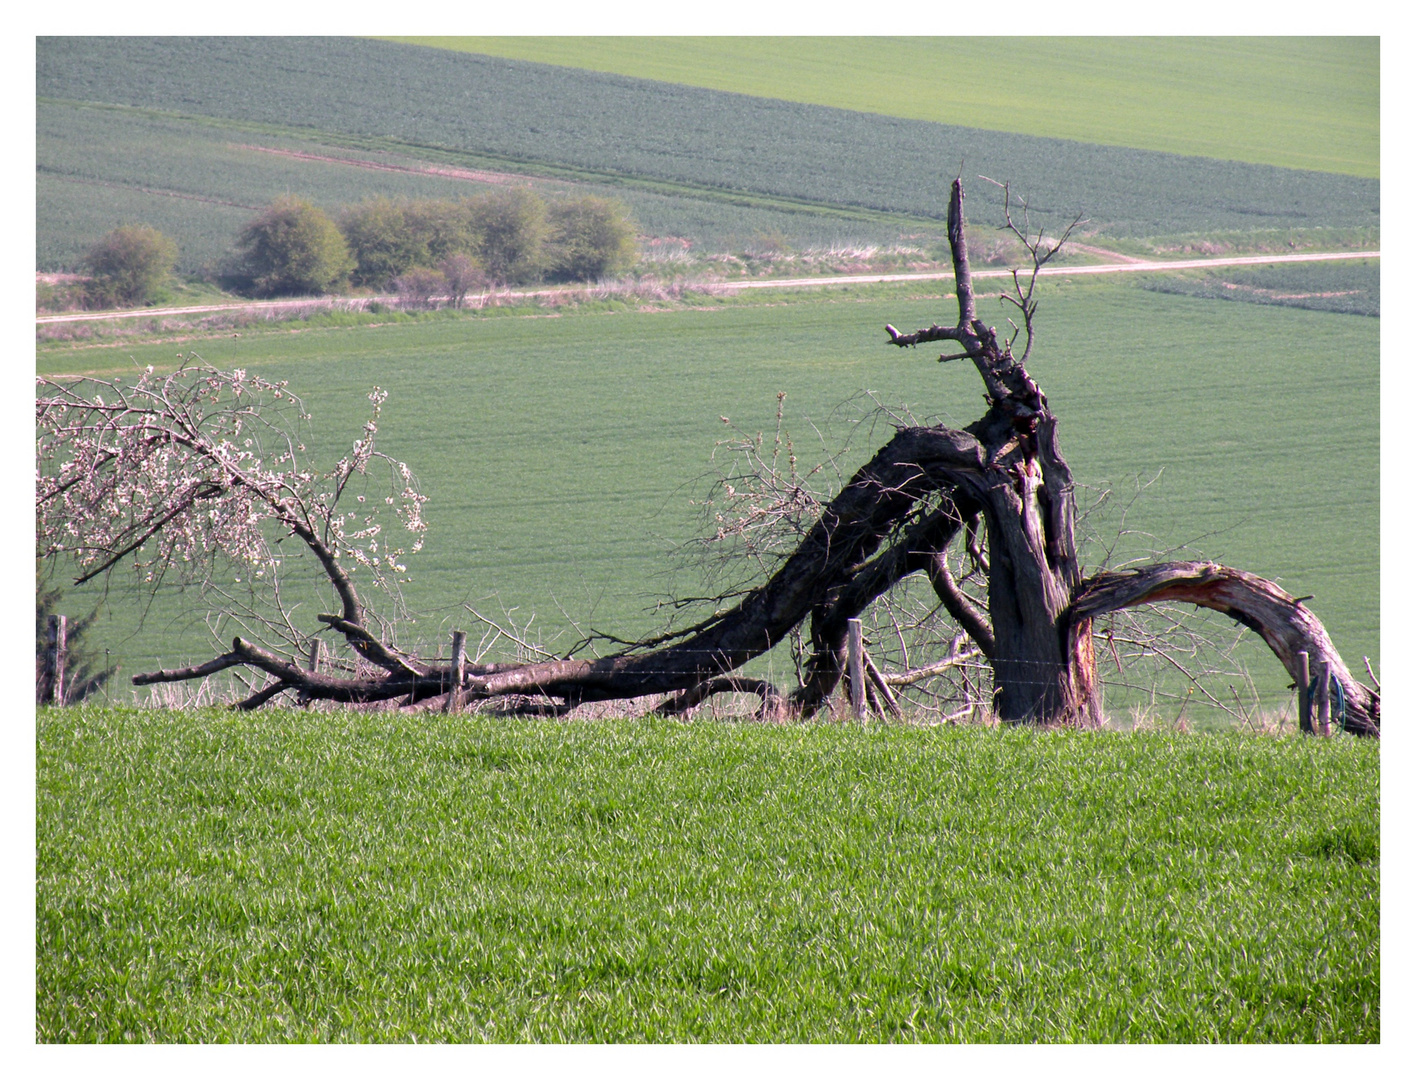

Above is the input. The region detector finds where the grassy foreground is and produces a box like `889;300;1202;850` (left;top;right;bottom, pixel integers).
36;707;1379;1042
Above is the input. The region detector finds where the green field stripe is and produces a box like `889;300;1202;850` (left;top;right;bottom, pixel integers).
38;97;945;230
38;168;264;211
36;41;1379;246
387;36;1379;179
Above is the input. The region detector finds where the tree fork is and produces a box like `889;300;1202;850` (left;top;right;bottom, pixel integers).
887;178;1097;725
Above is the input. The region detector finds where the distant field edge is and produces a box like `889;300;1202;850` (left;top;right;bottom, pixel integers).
381;36;1377;181
35;249;1382;327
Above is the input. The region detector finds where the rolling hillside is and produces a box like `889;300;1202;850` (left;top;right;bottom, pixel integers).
34;37;1380;719
37;38;1379;273
386;36;1380;178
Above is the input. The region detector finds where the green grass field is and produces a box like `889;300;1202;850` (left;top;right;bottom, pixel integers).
37;102;507;275
39;274;1378;715
35;706;1379;1042
33;35;1382;1050
1142;258;1380;319
396;37;1378;179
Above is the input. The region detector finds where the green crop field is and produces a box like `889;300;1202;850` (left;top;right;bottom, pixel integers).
1143;258;1381;319
33;34;1383;1050
37;103;509;274
36;707;1379;1042
37;38;1379;276
39;274;1378;716
35;100;938;276
396;37;1378;179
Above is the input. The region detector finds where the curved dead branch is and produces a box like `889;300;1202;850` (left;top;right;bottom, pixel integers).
1071;562;1379;736
926;554;994;658
657;677;785;720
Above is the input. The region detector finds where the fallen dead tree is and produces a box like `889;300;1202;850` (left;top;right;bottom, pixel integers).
35;180;1378;734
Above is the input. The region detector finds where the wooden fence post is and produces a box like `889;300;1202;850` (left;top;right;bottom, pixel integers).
847;618;865;720
444;630;466;714
1316;659;1331;738
300;639;322;709
40;614;67;706
1297;650;1311;735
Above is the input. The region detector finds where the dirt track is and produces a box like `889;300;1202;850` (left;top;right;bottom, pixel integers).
36;250;1380;326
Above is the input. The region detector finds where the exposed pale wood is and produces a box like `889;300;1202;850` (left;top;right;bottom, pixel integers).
40;615;67;706
1072;563;1377;737
110;179;1378;735
1317;659;1331;738
1297;650;1312;734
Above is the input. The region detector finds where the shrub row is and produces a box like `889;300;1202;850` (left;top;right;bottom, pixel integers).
232;190;637;297
69;189;638;307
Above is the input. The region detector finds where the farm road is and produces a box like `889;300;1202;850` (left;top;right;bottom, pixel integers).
730;249;1381;291
36;249;1380;325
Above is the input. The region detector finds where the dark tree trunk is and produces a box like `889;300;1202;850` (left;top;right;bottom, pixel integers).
883;180;1099;724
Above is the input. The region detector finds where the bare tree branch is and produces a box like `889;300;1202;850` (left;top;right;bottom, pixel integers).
1071;562;1378;736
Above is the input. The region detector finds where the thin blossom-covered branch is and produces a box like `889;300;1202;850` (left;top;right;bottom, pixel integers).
37;360;429;682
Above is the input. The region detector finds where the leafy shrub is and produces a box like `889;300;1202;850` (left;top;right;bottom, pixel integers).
236;197;354;297
341;198;486;289
343;192;636;289
547;196;638;281
36;277;91;314
439;252;487;308
340;198;431;288
406;199;481;263
467;188;548;284
83;225;177;308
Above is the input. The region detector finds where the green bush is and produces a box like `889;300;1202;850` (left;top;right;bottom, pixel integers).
236;197;354;297
406;199;480;263
83;225;177;308
341;198;484;289
547;196;638;281
468;188;548;284
393;266;446;309
321;191;634;292
340;198;430;288
439;252;487;308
